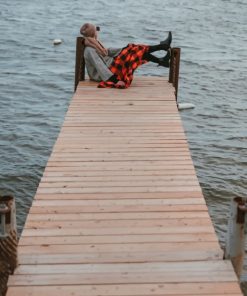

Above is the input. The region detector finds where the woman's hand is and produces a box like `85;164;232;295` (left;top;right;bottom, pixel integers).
97;48;108;57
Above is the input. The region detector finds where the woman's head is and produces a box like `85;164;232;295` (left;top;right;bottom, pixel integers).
80;23;97;38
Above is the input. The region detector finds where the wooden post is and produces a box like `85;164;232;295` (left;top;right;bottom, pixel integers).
225;197;247;278
0;195;18;296
74;37;85;92
169;48;181;103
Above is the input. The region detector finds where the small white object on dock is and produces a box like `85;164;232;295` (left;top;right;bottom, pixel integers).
53;39;62;45
178;102;195;111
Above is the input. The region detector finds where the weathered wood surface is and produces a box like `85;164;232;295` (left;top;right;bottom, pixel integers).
6;77;242;295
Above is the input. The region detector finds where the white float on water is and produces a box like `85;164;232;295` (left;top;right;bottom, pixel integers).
53;39;62;45
178;103;195;111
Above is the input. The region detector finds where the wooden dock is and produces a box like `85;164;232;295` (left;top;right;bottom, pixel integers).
6;76;242;295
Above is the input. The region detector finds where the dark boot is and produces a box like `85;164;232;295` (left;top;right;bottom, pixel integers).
158;49;171;67
148;32;172;53
160;31;172;49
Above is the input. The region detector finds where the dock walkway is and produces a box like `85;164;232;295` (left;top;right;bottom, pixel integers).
7;77;242;295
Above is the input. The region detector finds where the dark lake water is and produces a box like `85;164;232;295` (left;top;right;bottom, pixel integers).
0;0;246;291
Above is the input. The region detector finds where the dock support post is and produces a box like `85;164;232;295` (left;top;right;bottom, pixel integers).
0;195;18;296
74;37;85;92
169;47;181;103
225;197;247;278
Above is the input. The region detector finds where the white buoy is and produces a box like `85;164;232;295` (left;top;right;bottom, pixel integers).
53;39;62;45
178;103;195;111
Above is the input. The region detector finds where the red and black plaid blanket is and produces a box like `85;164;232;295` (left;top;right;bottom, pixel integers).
98;44;149;89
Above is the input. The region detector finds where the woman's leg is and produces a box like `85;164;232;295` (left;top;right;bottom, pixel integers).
143;52;160;63
147;31;172;53
84;47;113;81
148;43;169;53
143;50;170;67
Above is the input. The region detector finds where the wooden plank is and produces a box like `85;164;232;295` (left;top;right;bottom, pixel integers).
18;233;218;246
8;261;238;286
25;211;210;222
65;107;178;111
31;198;205;206
50;151;191;156
37;180;199;188
45;162;195;168
16;242;223;264
62;122;183;127
50;155;192;160
28;204;209;214
68;103;177;107
23;217;212;229
40;177;198;184
21;224;215;237
34;191;203;200
57;131;186;135
23;219;212;233
17;241;222;254
44;163;195;170
61;119;180;122
6;283;243;296
14;260;230;276
54;138;187;144
35;187;202;194
47;158;194;164
55;144;187;148
59;130;185;135
53;141;188;147
41;171;197;179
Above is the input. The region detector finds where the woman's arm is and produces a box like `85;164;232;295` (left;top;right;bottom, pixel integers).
84;37;108;56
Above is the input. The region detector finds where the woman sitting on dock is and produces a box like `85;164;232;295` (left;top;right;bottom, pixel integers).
80;23;172;89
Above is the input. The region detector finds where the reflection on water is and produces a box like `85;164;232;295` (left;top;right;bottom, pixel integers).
0;0;246;292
